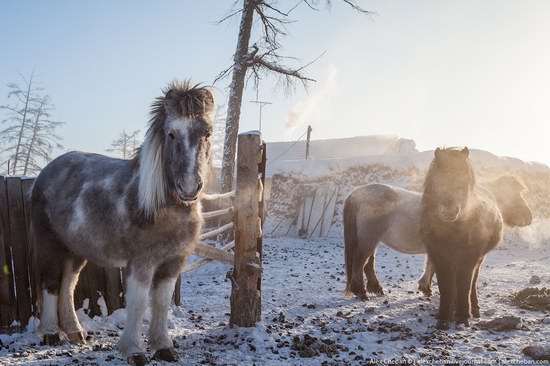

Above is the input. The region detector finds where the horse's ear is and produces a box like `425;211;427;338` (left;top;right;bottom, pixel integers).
165;89;174;100
435;147;441;159
199;89;215;113
461;147;469;159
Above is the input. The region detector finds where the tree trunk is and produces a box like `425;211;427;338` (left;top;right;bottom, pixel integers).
13;71;34;175
22;98;45;175
220;0;255;193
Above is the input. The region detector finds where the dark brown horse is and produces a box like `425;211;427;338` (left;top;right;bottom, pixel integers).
420;147;522;329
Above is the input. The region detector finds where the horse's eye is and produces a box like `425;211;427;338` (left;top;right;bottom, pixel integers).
168;132;175;140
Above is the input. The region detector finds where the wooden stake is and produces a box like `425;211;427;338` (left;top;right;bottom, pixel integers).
229;132;263;327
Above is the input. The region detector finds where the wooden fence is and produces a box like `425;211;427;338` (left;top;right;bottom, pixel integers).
0;132;266;330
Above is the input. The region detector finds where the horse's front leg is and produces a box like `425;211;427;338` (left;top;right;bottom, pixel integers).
430;250;455;330
148;256;186;362
119;265;152;365
455;258;480;326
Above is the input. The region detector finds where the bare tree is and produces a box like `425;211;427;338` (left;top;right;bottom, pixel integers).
215;0;372;192
106;129;141;159
0;70;43;175
0;71;65;176
20;95;65;175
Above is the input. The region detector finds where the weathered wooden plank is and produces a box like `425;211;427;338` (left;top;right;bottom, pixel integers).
192;242;234;265
6;177;32;325
20;177;36;317
230;132;263;327
202;191;236;200
182;241;235;274
85;262;106;317
173;275;181;307
199;222;234;241
103;268;123;315
201;207;233;220
0;176;15;327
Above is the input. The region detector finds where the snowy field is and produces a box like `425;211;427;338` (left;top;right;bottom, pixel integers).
0;234;549;365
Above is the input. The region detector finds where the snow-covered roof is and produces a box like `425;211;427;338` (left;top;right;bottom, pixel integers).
265;135;417;177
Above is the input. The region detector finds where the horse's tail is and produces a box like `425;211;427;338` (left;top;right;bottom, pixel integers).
343;191;358;297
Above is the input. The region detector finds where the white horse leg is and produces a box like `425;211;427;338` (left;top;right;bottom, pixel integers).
58;257;86;343
148;276;177;351
39;289;60;341
148;256;186;362
118;273;151;357
418;256;435;296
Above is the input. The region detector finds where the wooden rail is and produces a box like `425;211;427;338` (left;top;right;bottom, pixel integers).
202;207;233;219
199;222;234;240
182;241;235;274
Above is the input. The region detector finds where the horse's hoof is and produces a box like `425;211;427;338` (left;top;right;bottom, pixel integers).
418;285;432;297
435;320;451;330
153;347;179;362
127;353;148;366
367;283;384;296
67;331;86;345
354;292;369;301
456;318;470;327
42;333;61;346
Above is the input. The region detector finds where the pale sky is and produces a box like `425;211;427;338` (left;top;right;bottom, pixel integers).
1;0;549;166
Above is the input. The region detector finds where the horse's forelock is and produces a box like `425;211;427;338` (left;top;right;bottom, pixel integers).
162;81;214;120
422;148;476;198
137;80;214;218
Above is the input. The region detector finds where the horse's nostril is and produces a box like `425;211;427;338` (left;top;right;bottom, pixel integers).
196;180;203;193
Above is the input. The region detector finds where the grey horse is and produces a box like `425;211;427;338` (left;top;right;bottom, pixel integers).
31;81;214;365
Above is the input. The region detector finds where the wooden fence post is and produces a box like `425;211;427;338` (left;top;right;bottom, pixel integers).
229;132;264;327
0;176;16;328
6;177;33;326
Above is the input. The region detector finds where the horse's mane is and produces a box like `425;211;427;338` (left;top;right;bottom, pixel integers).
137;80;214;218
485;174;527;193
422;147;476;206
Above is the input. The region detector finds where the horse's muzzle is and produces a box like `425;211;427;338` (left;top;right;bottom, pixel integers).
439;205;460;222
177;179;203;202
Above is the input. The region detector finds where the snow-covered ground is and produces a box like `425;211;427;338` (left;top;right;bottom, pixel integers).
1;234;549;365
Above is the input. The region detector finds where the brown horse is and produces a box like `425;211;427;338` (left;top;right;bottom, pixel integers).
420;147;520;329
343;174;532;301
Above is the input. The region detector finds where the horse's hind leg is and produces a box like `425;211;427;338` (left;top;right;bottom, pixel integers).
364;251;384;295
349;244;374;300
350;214;388;300
148;256;186;362
59;256;87;344
418;257;435;296
35;223;66;345
470;261;483;318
